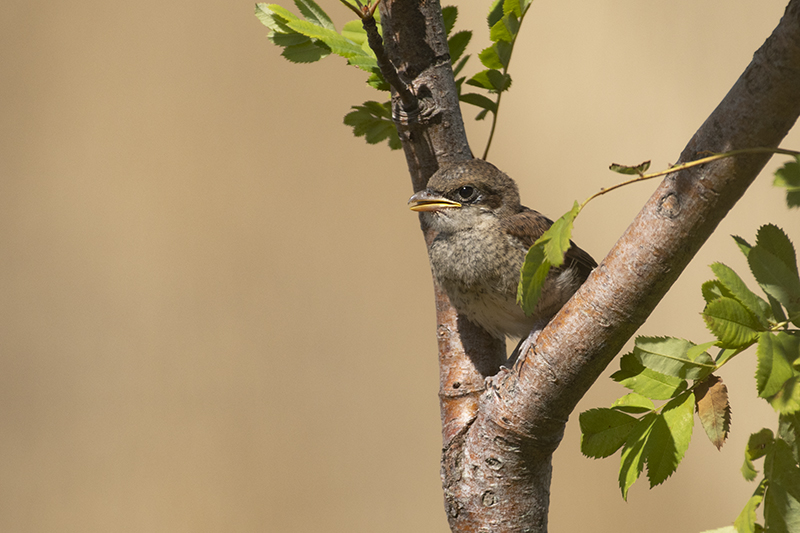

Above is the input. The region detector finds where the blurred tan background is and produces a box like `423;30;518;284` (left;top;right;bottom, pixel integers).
1;0;798;531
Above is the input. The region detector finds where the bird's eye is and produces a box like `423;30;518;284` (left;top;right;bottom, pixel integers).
456;186;476;201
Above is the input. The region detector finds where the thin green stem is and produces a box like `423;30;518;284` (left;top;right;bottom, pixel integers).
482;3;534;160
579;147;800;211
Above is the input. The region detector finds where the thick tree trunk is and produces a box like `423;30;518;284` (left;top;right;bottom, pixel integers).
380;1;800;531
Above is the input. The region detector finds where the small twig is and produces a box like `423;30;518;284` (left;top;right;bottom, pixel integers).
340;0;418;113
579;147;800;211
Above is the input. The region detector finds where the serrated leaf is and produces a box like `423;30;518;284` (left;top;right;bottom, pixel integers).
778;412;800;464
734;479;767;533
490;12;520;42
702;279;731;304
366;71;389;91
487;0;504;28
343;102;400;150
774;157;800;208
749;246;800;326
459;93;497;113
762;439;800;533
281;39;331;63
644;392;694;488
611;392;655;414
609;160;651;175
442;5;458;36
734;235;754;258
743;428;774;481
448;31;471;64
453;55;470;78
711;262;773;326
756;224;798;277
467;69;512;92
293;0;334;30
516;244;550;316
703;297;761;348
256;3;293;33
628;336;716;381
695;374;731;450
269;30;310;47
341;19;367;45
270;5;370;66
756;332;800;403
478;41;512;69
619;412;657;500
612;351;688;400
479;45;503;69
580;408;639;458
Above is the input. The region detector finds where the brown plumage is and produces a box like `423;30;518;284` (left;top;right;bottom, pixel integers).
409;158;596;341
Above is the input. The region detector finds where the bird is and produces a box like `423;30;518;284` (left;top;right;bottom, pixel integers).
408;158;596;345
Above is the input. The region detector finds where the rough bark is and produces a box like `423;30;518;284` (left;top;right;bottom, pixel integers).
380;1;800;531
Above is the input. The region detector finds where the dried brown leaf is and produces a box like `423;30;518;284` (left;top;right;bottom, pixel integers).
694;374;731;450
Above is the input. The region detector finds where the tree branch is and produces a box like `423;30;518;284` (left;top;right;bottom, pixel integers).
377;0;508;450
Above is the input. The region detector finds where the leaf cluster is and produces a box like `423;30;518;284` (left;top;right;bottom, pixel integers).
257;0;537;154
580;225;800;531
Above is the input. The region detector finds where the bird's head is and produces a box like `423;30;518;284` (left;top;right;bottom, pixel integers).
408;159;521;232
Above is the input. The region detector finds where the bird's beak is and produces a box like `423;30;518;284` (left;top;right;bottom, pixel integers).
408;190;462;212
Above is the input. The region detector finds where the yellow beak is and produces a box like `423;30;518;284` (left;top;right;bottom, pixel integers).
408;190;462;212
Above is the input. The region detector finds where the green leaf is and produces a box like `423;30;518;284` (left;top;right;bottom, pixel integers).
256;3;293;33
734;234;754;258
619;412;657;500
755;332;800;415
478;41;512;69
281;39;331;63
711;262;773;326
580;408;639;458
773;156;800;208
612;351;688;400
611;392;655;414
516;244;550;316
703;297;762;348
749;245;800;326
504;0;532;18
544;202;580;267
341;19;367;46
609;160;651;175
743;429;774;481
702;279;731;304
778;412;800;464
756;224;799;277
466;69;512;92
490;12;520;42
487;0;504;28
459;93;497;113
293;0;334;30
734;479;767;533
626;336;716;381
762;439;800;533
716;346;742;366
694;374;731;450
700;527;736;533
448;31;472;64
644;392;694;488
442;5;458;36
343;102;400;150
453;55;470;78
756;332;800;403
